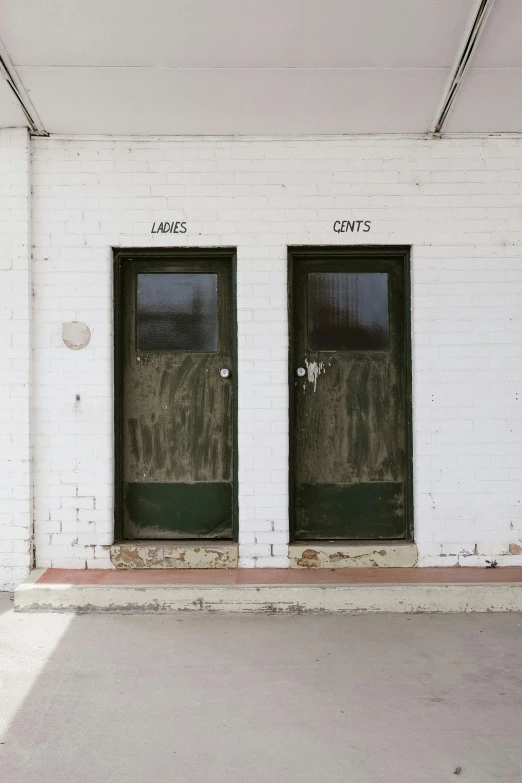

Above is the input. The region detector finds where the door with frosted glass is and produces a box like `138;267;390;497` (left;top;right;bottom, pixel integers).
290;248;411;540
118;252;234;539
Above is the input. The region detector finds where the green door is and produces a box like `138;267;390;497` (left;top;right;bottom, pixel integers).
117;250;235;539
290;247;411;540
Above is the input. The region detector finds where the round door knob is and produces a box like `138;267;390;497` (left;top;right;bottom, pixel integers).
296;367;306;377
220;368;230;378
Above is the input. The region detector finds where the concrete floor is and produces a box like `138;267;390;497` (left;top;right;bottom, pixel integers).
0;594;521;782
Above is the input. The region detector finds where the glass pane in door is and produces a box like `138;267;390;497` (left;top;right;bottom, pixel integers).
137;273;218;352
307;272;389;351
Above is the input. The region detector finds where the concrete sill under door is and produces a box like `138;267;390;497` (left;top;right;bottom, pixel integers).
289;541;418;568
110;540;238;569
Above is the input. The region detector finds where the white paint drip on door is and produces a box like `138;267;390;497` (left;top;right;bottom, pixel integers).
305;359;324;392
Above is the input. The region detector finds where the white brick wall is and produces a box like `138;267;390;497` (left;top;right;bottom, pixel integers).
0;128;32;590
22;134;522;580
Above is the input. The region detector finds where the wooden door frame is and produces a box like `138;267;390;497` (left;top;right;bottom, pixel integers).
287;245;413;542
113;247;238;542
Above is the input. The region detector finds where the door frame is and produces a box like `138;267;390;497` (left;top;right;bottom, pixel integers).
113;247;238;542
287;245;413;542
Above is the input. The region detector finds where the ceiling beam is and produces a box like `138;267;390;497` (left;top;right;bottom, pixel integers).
430;0;496;135
0;36;47;135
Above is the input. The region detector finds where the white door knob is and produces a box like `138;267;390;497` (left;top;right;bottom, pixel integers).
220;368;230;378
296;367;306;377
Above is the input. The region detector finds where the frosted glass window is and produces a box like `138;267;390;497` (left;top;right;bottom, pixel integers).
137;273;218;352
308;272;389;351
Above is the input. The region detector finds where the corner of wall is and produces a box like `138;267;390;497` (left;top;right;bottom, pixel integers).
0;127;32;590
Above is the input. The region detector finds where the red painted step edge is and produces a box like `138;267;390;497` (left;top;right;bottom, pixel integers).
36;567;522;587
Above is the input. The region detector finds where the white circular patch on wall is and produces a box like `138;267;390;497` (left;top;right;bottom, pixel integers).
62;321;91;350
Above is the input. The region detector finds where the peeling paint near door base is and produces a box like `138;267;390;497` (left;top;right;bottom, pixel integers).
290;542;418;568
296;548;320;568
110;542;238;569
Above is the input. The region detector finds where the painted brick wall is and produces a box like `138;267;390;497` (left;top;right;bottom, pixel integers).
28;134;522;575
0;128;32;590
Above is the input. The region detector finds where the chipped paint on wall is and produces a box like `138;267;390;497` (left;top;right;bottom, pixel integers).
62;321;91;350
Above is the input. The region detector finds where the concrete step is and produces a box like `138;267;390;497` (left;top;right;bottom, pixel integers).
14;567;522;613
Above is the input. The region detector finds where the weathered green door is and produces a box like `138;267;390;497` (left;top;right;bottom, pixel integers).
118;251;235;539
290;248;411;540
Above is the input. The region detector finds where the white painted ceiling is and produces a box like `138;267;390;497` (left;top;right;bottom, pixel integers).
0;0;520;135
445;0;522;132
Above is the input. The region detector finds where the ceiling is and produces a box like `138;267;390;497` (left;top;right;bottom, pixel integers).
0;0;520;136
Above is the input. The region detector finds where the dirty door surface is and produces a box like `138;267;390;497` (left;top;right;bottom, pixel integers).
120;253;234;539
291;249;411;540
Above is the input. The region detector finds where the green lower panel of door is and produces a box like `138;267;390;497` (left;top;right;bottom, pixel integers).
294;483;406;540
123;482;233;539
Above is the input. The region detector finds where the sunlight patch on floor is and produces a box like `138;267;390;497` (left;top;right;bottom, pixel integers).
0;596;73;740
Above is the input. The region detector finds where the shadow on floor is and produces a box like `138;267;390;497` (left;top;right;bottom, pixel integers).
0;592;14;617
1;610;522;782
